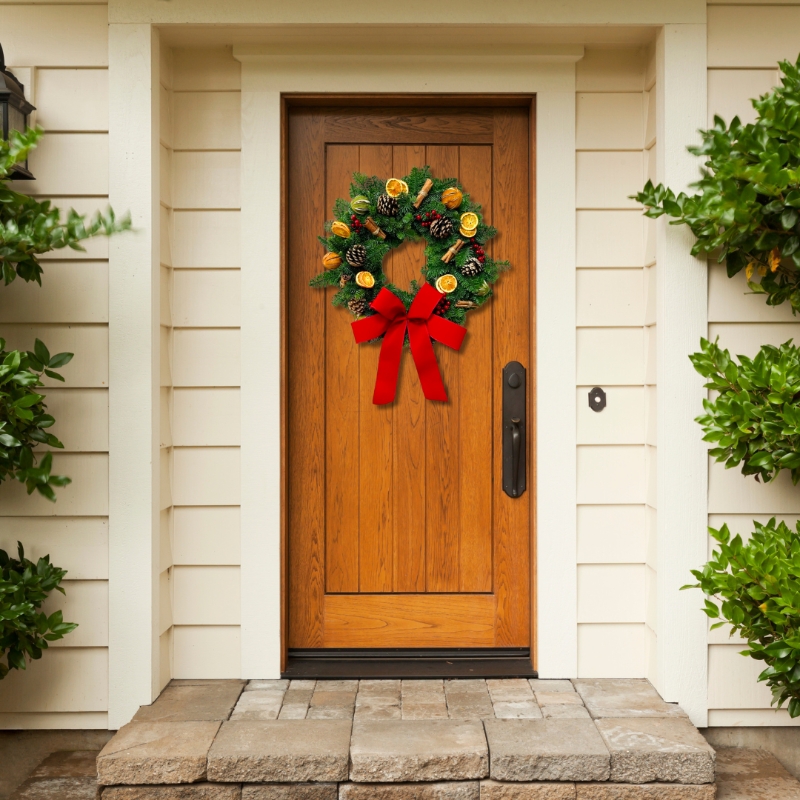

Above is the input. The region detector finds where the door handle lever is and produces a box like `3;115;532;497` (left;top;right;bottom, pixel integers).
502;362;526;498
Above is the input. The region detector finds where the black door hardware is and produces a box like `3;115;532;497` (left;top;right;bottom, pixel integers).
502;361;526;498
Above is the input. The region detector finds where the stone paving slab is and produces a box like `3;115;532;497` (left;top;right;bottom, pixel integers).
98;721;221;785
480;779;576;799
231;692;286;721
529;681;575;694
242;784;337;800
134;683;245;723
715;747;800;799
492;701;542;720
350;720;489;782
595;718;715;784
572;681;687;720
340;782;479;800
484;719;610;782
29;750;98;779
246;681;289;693
574;785;716;799
540;706;590;720
12;776;98;799
102;785;242;799
207;721;351;783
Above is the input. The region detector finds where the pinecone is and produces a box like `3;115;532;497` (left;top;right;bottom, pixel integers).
461;257;483;277
377;193;399;217
346;244;367;268
347;297;369;316
429;217;454;240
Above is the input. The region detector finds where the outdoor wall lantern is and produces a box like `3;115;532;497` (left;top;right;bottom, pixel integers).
0;42;36;179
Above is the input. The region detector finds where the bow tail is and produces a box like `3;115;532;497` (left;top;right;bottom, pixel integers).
372;319;408;405
408;320;449;402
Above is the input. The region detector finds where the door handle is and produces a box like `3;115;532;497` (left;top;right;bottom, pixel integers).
502;362;526;498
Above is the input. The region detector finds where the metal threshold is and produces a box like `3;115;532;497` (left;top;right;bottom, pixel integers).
283;648;537;679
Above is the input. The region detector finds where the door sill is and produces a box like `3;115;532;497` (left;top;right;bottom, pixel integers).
283;648;538;679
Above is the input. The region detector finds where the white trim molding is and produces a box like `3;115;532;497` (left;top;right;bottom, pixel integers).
234;49;581;679
655;23;709;727
108;23;162;729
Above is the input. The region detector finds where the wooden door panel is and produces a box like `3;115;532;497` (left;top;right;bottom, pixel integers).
288;105;532;651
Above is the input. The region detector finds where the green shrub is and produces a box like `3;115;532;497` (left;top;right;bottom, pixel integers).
0;542;76;679
690;338;800;483
686;519;800;717
634;54;800;312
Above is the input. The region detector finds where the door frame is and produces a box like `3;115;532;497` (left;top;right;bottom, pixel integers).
235;49;581;680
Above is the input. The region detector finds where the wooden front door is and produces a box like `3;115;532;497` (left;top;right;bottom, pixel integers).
286;101;534;654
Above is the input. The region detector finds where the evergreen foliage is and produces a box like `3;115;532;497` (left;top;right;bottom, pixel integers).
0;542;76;679
685;519;800;717
311;167;508;327
635;54;800;312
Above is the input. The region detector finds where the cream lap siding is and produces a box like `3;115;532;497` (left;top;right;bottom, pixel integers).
159;45;175;691
0;2;110;729
169;47;242;679
575;47;652;679
706;0;800;727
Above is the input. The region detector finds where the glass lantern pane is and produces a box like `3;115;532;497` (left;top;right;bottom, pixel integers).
8;104;25;136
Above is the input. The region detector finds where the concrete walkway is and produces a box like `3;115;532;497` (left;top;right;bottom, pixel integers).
93;678;720;798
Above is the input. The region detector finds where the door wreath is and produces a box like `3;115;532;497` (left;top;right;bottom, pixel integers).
311;166;508;404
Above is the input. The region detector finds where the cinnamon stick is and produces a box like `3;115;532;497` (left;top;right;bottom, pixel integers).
441;239;465;264
413;178;434;209
364;217;386;240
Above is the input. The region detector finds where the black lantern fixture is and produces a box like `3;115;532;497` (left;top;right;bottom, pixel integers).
0;42;36;179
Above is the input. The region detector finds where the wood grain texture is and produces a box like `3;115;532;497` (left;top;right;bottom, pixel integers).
324;594;495;648
287;104;532;650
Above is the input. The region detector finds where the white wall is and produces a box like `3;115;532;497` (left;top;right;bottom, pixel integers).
575;46;656;680
705;1;800;727
0;2;111;729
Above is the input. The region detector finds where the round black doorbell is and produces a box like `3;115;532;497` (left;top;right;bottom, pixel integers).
589;387;606;412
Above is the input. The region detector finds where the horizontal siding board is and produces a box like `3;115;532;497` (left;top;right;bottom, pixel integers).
708;6;800;68
173;506;241;565
577;445;646;505
708;644;774;709
172;565;241;625
173;270;241;328
708;322;800;358
645;384;656;446
709;459;800;515
576;93;644;150
161;447;173;511
173;329;241;387
173;92;241;150
708;265;795;323
576;151;643;210
173;211;241;268
576;269;644;327
0;454;108;516
575;48;645;92
576;211;644;267
707;69;778;127
577;564;646;623
0;648;107;712
16;134;109;196
0;517;108;579
173;48;241;91
42;580;108;647
161;145;173;208
160;568;173;635
577;504;647;564
172;447;240;505
161;84;173;149
41;388;108;452
0;262;108;323
645;88;656;149
578;623;646;679
576;328;644;385
35;68;109;132
707;709;800;728
577;386;644;444
0;711;108;731
3;324;108;388
644;265;656;325
172;152;240;210
173;388;241;446
161;387;173;449
173;625;240;679
161;267;173;327
2;5;108;67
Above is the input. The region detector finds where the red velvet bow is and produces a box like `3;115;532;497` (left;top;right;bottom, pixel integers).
351;283;467;405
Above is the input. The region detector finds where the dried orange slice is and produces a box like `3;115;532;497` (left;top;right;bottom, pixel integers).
460;212;479;231
386;178;409;198
459;227;477;238
331;221;351;238
355;271;375;288
435;274;458;294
